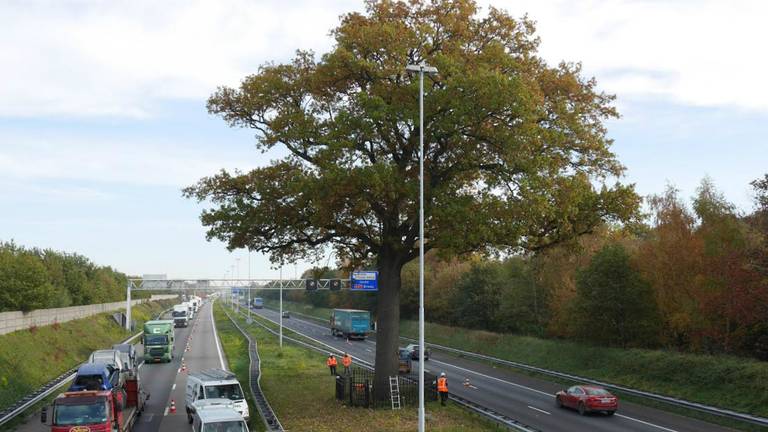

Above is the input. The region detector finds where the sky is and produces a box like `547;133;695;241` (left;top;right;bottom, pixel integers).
1;0;766;279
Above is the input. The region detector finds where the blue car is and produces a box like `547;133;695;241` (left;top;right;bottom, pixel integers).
69;362;119;392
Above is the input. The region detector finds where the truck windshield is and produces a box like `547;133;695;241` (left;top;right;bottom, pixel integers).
54;401;108;425
202;420;247;432
172;311;187;317
145;334;168;345
204;384;244;400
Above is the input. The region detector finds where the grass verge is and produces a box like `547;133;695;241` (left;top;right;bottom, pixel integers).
0;299;175;414
264;300;768;427
215;302;502;432
211;302;265;432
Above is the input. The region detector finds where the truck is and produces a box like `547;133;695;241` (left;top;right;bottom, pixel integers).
43;363;147;431
173;304;189;328
185;369;249;422
191;399;250;432
69;363;120;392
252;297;264;309
186;301;196;320
143;320;174;362
330;309;371;340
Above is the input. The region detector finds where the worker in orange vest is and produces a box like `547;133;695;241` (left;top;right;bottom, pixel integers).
437;372;449;406
326;353;338;375
342;353;352;374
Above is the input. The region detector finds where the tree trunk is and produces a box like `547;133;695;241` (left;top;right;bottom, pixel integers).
373;250;404;401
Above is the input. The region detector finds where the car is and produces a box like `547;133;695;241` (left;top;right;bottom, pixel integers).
112;343;138;374
397;349;412;374
282;311;290;319
403;344;430;361
555;385;618;416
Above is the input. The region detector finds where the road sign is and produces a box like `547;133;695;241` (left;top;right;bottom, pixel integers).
350;271;378;291
305;279;318;291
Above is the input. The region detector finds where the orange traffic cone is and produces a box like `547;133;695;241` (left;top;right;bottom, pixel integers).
463;378;471;387
181;362;187;372
170;399;176;414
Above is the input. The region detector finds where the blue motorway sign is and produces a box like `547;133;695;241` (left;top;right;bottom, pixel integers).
350;271;378;291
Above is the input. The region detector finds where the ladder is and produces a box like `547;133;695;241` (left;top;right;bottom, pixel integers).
389;376;401;410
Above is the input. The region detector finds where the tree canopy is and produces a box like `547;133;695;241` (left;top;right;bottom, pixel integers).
185;0;639;394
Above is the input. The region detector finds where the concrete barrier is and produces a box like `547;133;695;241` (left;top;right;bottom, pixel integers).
0;294;178;335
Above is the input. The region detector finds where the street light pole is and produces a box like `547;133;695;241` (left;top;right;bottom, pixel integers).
406;61;438;432
248;251;251;322
279;261;284;348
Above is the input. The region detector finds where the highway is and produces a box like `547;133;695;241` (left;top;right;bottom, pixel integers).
243;303;738;432
11;300;225;432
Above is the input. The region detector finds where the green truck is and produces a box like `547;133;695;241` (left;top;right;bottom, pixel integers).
330;309;372;340
143;320;174;362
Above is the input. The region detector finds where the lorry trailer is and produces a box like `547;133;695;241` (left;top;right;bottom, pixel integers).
330;309;372;340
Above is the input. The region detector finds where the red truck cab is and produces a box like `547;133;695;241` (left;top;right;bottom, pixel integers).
42;376;146;432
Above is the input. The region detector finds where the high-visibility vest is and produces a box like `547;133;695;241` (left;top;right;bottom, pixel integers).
342;355;352;367
437;377;448;393
327;356;337;367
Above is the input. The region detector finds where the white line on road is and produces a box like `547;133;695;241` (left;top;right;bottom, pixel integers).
527;405;551;415
211;302;225;369
172;383;176;390
430;359;680;432
615;414;680;432
164;407;169;416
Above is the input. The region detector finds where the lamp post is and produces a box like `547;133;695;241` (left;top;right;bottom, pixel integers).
405;61;438;432
247;251;252;323
279;261;283;348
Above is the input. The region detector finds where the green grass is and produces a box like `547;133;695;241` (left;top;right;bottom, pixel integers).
0;300;175;413
212;302;266;432
264;300;768;422
215;302;502;432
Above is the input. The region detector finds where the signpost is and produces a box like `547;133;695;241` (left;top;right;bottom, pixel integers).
350;271;378;291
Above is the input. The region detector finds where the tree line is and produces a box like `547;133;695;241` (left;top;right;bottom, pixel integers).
0;243;134;312
277;176;768;360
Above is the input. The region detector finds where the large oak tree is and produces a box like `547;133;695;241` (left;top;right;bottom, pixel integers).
185;0;639;398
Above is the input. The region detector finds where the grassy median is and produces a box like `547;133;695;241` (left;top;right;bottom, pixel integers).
214;302;502;432
0;299;175;416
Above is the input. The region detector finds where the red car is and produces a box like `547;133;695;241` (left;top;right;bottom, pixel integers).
555;385;618;416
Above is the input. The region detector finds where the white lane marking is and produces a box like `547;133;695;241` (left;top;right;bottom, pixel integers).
430;359;680;432
528;405;551;415
365;348;373;352
163;407;169;416
615;414;680;432
172;383;176;390
211;302;225;369
431;359;552;397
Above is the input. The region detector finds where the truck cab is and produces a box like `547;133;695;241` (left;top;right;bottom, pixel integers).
191;399;249;432
142;320;174;363
173;304;189;327
252;298;263;309
186;369;249;422
112;343;138;375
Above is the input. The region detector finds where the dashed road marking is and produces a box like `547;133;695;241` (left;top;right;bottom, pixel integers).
528;405;550;415
172;383;176;390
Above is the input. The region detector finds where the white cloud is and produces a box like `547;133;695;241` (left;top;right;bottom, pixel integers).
1;0;767;117
0;136;260;187
0;0;360;118
491;0;768;111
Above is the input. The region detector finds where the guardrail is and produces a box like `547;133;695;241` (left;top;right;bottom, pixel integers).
232;303;536;431
399;336;768;428
221;305;284;432
0;306;173;428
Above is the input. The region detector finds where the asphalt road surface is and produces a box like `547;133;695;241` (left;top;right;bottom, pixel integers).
243;303;738;432
11;302;221;432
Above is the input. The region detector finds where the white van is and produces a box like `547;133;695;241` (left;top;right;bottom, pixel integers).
191;399;249;432
186;369;249;422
